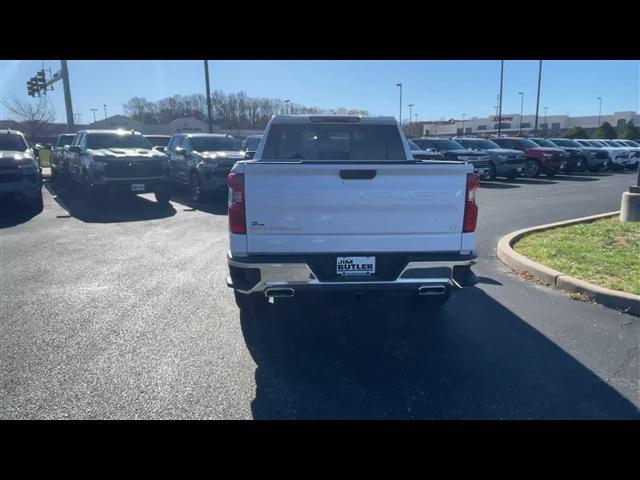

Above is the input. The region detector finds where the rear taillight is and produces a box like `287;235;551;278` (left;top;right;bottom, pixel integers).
228;172;246;234
463;173;480;233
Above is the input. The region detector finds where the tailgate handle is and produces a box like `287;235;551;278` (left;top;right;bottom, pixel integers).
339;169;377;180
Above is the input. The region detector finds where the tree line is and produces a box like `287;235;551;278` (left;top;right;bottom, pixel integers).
562;121;639;140
122;91;369;129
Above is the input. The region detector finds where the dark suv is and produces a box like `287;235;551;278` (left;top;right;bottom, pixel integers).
411;138;490;178
491;137;566;177
166;133;245;202
549;138;608;172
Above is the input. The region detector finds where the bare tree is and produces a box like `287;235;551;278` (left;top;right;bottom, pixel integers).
2;96;56;143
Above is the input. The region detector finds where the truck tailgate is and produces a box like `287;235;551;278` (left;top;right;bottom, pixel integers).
244;162;470;254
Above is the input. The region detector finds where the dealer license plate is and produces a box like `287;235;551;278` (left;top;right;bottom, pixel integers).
336;256;376;276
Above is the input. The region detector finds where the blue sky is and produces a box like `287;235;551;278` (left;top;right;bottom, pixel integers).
1;60;638;124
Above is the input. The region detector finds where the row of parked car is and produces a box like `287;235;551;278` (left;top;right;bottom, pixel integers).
2;123;639;213
407;136;640;180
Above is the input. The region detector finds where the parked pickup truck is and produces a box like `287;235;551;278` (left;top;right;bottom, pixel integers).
50;133;76;182
491;137;566;177
65;129;171;206
226;115;479;311
454;137;525;180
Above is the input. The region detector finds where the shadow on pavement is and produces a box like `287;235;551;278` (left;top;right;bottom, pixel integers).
512;178;558;185
479;181;520;190
554;175;601;182
240;287;639;419
0;198;43;229
169;187;228;216
46;181;176;224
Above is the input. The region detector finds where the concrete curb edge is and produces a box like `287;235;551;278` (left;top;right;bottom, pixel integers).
497;211;639;317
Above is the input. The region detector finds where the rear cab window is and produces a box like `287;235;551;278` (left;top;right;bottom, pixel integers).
261;123;407;161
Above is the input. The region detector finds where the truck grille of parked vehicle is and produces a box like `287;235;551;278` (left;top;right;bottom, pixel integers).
104;159;164;178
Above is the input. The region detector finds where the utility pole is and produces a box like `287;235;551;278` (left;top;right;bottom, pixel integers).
90;108;98;123
534;60;542;135
518;92;524;135
396;83;403;127
461;113;466;135
408;103;414;137
597;97;602;126
60;60;74;130
414;113;418;136
497;61;504;137
204;60;213;133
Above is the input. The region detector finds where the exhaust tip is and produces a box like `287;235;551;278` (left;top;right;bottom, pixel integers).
265;288;295;298
418;285;447;296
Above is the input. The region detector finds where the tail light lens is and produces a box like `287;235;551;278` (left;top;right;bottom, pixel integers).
228;172;246;234
463;173;480;233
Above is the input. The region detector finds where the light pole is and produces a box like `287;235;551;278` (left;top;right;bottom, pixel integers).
497;60;504;137
396;83;402;126
461;113;466;135
204;60;213;133
534;60;543;135
408;103;414;137
284;99;290;115
103;104;108;128
414;113;418;136
597;97;602;126
90;108;98;124
543;106;548;133
518;91;524;135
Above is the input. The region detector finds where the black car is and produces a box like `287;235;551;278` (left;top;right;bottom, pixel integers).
411;138;490;178
530;138;586;173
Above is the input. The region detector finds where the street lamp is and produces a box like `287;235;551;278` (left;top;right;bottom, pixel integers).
396;83;403;126
283;99;290;115
518;92;524;134
408;103;414;137
597;97;602;126
103;104;108;128
461;113;466;135
414;113;418;136
90;108;98;124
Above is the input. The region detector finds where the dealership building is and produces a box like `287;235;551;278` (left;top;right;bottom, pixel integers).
412;111;639;137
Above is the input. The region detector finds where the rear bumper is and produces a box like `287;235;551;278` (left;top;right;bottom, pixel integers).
227;251;478;294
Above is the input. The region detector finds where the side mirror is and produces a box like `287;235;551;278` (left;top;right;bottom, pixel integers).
69;145;82;154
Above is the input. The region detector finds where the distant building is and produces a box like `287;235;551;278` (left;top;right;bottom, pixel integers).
411;111;639;137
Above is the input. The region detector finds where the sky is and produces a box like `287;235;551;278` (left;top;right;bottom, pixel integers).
1;60;638;124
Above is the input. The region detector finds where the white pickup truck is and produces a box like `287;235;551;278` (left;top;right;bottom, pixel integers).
226;115;479;311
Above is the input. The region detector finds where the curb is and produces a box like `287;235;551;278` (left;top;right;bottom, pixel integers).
497;211;640;317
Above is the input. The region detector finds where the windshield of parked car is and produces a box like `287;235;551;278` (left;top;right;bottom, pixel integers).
552;139;581;148
623;140;640;147
588;141;606;147
458;139;500;150
56;135;76;147
145;136;170;147
86;133;153;149
245;137;262;150
0;133;29;151
407;139;421;150
261;123;406;161
531;138;558;148
191;136;242;152
412;139;464;151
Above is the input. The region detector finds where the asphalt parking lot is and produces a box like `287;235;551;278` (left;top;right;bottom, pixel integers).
1;171;638;419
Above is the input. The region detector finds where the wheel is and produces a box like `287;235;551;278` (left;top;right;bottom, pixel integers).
410;286;452;311
545;171;556;178
154;189;171;205
575;159;587;173
189;172;205;203
523;159;539;177
486;162;497;181
505;171;517;181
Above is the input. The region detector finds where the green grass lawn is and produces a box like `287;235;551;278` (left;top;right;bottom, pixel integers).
514;217;640;296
